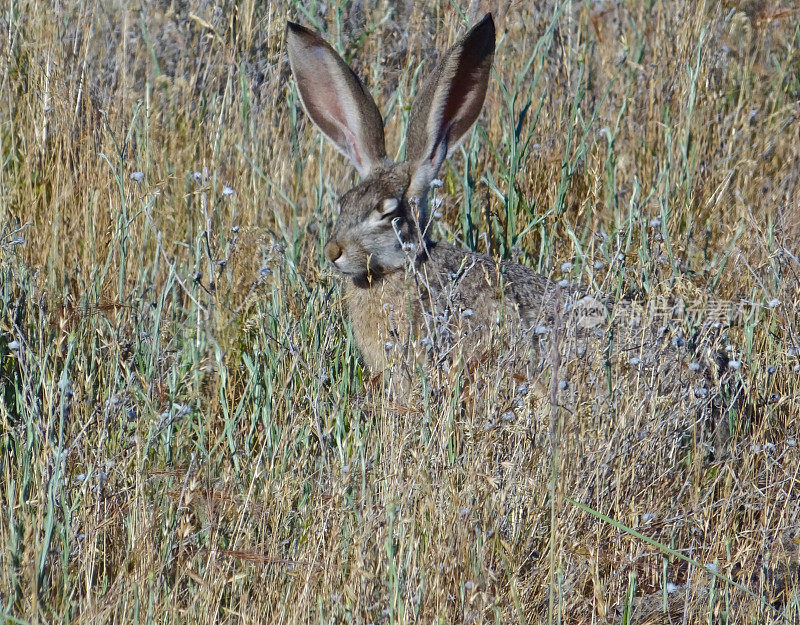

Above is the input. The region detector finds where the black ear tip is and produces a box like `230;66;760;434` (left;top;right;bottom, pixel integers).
465;13;495;54
470;13;495;46
286;21;312;38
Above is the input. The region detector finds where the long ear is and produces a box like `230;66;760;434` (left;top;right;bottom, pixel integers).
405;14;495;196
286;22;387;178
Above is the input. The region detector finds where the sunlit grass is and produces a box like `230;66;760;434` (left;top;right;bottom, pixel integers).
1;1;799;623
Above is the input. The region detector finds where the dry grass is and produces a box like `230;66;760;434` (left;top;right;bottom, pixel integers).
1;0;799;623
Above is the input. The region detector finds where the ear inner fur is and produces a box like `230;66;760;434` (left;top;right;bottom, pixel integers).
286;21;387;177
404;14;495;197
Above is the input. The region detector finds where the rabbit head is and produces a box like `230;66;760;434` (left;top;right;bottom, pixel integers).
286;15;495;286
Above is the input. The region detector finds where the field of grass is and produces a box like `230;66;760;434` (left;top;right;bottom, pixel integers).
1;0;799;622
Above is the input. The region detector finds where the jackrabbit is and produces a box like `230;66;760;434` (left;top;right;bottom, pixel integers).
286;16;581;379
286;15;731;420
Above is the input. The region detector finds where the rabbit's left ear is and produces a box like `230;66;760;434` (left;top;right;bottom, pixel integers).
286;22;387;178
405;14;495;197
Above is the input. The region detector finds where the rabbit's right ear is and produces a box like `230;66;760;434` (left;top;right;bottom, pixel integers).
405;14;495;197
286;22;387;178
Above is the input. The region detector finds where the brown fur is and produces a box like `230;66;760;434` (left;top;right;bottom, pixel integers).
344;241;563;374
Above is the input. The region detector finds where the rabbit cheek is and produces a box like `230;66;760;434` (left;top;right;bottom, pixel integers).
363;223;405;271
330;236;379;278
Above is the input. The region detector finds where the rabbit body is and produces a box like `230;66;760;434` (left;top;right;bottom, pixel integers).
343;238;562;373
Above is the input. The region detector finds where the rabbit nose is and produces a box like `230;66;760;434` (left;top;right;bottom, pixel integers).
324;241;343;263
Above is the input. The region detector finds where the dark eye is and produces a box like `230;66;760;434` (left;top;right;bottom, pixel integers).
375;198;399;220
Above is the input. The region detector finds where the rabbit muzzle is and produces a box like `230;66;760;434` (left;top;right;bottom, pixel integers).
322;236;376;281
324;240;343;264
